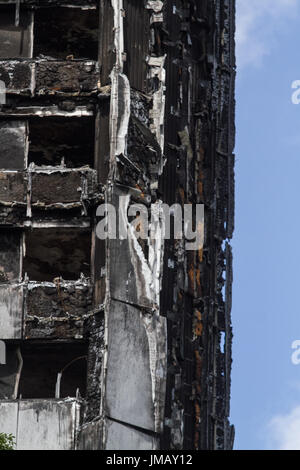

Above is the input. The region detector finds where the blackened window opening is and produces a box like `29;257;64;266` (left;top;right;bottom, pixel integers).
0;5;32;59
28;117;95;168
23;228;91;282
0;229;21;283
18;342;87;399
34;7;99;60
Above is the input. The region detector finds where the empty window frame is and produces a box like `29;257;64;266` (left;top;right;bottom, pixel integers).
34;7;99;60
18;342;87;399
0;5;33;59
28;117;95;168
23;228;91;282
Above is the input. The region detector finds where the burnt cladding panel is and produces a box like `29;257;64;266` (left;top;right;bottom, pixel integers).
123;0;150;92
35;61;99;94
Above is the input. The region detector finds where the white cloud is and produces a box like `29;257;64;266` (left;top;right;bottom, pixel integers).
236;0;298;69
268;406;300;450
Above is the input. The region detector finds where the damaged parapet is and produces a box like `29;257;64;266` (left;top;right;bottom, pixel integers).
0;0;235;451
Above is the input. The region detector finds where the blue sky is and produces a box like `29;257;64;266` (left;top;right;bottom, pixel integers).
231;0;300;450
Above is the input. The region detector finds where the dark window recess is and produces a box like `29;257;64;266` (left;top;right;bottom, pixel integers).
0;344;20;399
0;230;21;283
0;121;27;170
0;5;32;59
28;117;95;168
34;7;98;60
19;342;87;399
23;228;91;282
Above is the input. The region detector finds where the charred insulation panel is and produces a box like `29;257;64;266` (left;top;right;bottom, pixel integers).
35;60;99;94
24;280;93;340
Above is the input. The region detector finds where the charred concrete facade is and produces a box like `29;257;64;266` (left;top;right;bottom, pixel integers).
0;0;235;450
